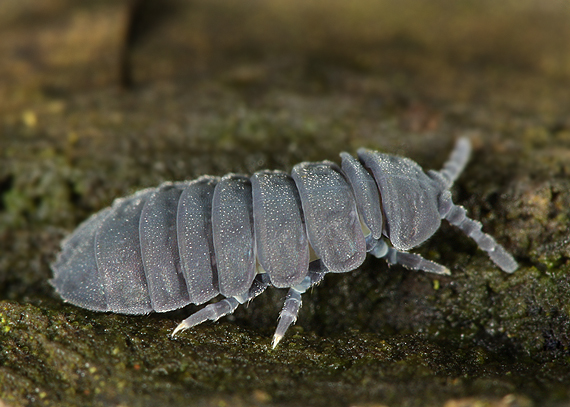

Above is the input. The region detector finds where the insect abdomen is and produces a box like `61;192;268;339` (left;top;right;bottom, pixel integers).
52;154;374;314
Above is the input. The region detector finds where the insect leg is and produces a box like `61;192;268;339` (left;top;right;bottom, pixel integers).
385;246;451;275
171;273;271;337
272;288;302;349
272;260;326;349
440;197;518;273
366;235;450;275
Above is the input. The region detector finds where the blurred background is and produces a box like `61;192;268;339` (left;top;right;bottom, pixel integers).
1;1;570;406
2;0;569;108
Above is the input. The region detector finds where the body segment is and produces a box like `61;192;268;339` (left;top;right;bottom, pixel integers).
140;183;189;312
251;170;309;288
176;176;219;305
212;174;256;297
358;151;442;250
96;189;152;314
291;161;366;273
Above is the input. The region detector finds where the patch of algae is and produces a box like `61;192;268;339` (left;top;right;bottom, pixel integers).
0;300;561;407
1;0;570;406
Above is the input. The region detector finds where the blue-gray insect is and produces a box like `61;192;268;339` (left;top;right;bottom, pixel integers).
51;137;517;348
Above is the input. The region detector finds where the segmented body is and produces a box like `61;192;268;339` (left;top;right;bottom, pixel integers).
51;138;518;348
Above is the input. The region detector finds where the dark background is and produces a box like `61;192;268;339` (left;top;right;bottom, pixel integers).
1;1;570;406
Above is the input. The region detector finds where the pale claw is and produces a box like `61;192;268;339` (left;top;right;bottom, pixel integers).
272;288;302;349
171;298;239;338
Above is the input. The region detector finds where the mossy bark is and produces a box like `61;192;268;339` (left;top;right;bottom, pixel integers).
1;1;570;406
